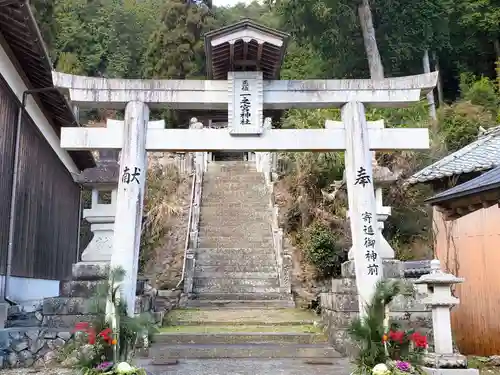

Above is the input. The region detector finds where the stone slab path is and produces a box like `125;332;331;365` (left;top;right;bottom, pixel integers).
144;358;353;375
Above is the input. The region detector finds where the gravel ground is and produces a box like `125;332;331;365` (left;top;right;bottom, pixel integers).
142;358;353;375
0;368;74;375
0;359;353;375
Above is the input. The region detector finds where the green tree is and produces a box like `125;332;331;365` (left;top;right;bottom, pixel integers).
142;0;216;79
458;0;500;62
280;0;451;79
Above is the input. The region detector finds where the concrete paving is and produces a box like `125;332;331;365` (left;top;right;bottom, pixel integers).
144;358;353;375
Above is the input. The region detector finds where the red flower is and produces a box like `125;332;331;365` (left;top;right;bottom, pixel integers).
388;330;405;344
98;328;113;344
73;322;96;345
411;332;428;348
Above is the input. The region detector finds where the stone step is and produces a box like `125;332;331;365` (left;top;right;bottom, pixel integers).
202;189;268;196
205;173;264;178
200;202;269;209
198;241;274;249
200;209;270;216
201;201;270;207
197;238;273;245
199;221;271;229
150;344;340;361
194;265;276;273
195;253;275;265
193;285;281;294
154;332;328;345
198;224;271;232
204;181;265;186
193;271;278;279
191;292;292;301
195;247;274;256
165;308;318;326
185;299;296;309
203;187;264;192
202;195;267;202
203;181;266;187
199;220;272;227
193;278;279;288
197;235;274;242
203;180;266;186
199;211;270;219
195;259;275;268
198;219;271;227
198;230;271;237
198;229;272;238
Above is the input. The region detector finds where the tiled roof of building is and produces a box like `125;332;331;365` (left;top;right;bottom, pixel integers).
0;0;95;170
426;165;500;205
407;125;500;185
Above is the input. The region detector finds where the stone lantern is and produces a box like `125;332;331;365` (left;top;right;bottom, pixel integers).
415;259;478;375
74;150;119;270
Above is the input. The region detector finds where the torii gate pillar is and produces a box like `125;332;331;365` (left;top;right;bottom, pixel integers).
111;101;149;317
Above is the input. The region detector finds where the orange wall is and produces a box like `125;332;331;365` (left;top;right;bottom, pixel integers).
434;204;500;356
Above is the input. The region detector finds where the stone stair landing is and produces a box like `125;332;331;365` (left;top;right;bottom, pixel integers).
188;161;293;308
150;308;341;362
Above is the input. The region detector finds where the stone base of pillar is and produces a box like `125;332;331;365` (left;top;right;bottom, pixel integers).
423;353;468;369
320;260;433;356
40;261;159;329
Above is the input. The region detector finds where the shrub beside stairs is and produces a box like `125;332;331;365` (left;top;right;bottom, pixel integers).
149;161;342;362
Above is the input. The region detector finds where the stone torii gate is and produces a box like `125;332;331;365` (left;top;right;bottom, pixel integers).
54;19;437;316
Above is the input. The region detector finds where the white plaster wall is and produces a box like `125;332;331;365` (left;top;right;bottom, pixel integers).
0;44;79;174
0;276;59;310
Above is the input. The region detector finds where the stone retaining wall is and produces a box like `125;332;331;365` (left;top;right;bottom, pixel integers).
320;260;433;356
0;328;70;368
0;287;182;369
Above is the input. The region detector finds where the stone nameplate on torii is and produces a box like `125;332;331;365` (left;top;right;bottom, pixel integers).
228;71;263;135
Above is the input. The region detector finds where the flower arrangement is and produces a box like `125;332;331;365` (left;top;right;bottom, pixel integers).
81;361;148;375
383;329;428;364
59;268;157;374
371;360;424;375
348;280;428;375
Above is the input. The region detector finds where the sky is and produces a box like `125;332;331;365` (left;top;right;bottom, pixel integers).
212;0;257;7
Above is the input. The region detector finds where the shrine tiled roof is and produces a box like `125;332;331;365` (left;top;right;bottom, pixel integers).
407;125;500;185
204;19;289;80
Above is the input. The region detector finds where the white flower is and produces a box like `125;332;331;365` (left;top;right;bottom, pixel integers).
116;362;134;374
372;363;391;375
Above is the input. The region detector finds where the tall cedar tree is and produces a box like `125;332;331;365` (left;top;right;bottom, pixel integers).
142;0;215;79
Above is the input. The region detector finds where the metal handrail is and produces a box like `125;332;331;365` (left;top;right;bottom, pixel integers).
176;160;197;289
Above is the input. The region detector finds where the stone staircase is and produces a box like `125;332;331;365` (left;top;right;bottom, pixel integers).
147;161;343;365
187;161;293;308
